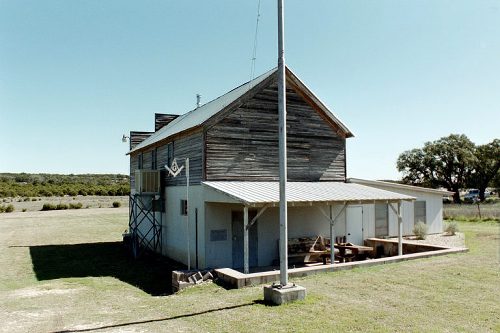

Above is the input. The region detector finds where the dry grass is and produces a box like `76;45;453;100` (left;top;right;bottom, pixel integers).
444;201;500;221
1;209;499;332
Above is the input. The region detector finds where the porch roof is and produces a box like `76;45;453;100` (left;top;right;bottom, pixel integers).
202;181;415;207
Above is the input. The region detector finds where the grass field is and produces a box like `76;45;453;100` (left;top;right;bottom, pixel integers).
1;195;129;212
1;209;499;332
444;201;500;220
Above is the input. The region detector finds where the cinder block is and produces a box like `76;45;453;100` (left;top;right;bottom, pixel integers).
263;284;306;305
177;281;195;291
194;271;203;281
202;272;213;281
172;271;186;282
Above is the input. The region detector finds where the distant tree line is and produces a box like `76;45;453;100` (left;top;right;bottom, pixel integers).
397;134;499;203
0;173;130;198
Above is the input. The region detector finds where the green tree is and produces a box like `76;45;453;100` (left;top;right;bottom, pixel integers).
397;134;476;203
492;171;500;198
468;139;500;201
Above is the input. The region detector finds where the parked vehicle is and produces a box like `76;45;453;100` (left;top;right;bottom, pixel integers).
464;189;490;202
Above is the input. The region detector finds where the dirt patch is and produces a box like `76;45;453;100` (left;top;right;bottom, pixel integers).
10;287;84;299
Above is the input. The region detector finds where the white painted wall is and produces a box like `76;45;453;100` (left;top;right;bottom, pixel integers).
357;184;444;236
161;183;443;270
204;203;235;268
162;185;205;269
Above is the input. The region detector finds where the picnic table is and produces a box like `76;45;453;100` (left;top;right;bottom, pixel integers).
334;243;373;262
320;243;374;264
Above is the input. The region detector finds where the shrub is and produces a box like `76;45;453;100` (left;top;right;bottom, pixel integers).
68;190;78;197
31;197;38;201
40;190;53;197
5;204;14;213
0;205;4;213
24;197;30;202
22;208;27;212
41;203;57;211
112;201;121;208
69;202;83;209
56;203;68;210
413;221;428;240
444;221;459;235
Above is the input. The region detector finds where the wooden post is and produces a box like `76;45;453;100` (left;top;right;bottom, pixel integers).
244;206;249;274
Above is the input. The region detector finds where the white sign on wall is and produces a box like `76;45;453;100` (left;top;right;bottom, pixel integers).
165;158;184;177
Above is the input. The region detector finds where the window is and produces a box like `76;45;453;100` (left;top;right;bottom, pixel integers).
414;201;427;224
167;142;174;167
151;148;157;170
180;199;187;216
375;203;388;237
138;153;143;169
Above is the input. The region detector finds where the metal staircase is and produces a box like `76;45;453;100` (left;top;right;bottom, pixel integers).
128;194;162;258
127;169;164;257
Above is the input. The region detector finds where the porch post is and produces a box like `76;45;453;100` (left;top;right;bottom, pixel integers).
398;201;403;256
329;205;335;265
244;206;249;274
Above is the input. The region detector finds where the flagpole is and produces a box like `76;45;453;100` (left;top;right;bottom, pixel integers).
264;0;305;304
277;0;288;287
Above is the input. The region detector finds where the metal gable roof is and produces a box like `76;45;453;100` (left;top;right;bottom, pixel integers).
203;181;415;206
347;178;454;196
129;68;276;154
128;67;353;154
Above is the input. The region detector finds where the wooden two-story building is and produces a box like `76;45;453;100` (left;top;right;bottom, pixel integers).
127;67;446;272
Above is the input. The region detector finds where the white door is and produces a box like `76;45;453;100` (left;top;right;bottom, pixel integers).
346;206;363;244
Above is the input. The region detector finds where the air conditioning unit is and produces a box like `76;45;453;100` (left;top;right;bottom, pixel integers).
135;170;160;194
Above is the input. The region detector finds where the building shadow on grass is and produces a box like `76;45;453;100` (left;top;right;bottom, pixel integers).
51;301;261;333
29;242;185;296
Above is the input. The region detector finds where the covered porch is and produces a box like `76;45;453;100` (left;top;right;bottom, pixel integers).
203;181;415;273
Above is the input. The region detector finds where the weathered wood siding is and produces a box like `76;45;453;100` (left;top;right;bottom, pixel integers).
205;82;346;181
130;131;153;150
130;131;203;189
157;145;168;170
155;113;179;131
165;131;203;186
130;154;138;190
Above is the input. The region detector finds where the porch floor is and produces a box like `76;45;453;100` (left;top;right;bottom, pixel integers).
215;246;468;289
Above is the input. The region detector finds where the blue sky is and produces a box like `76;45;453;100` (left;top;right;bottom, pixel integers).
0;0;498;180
